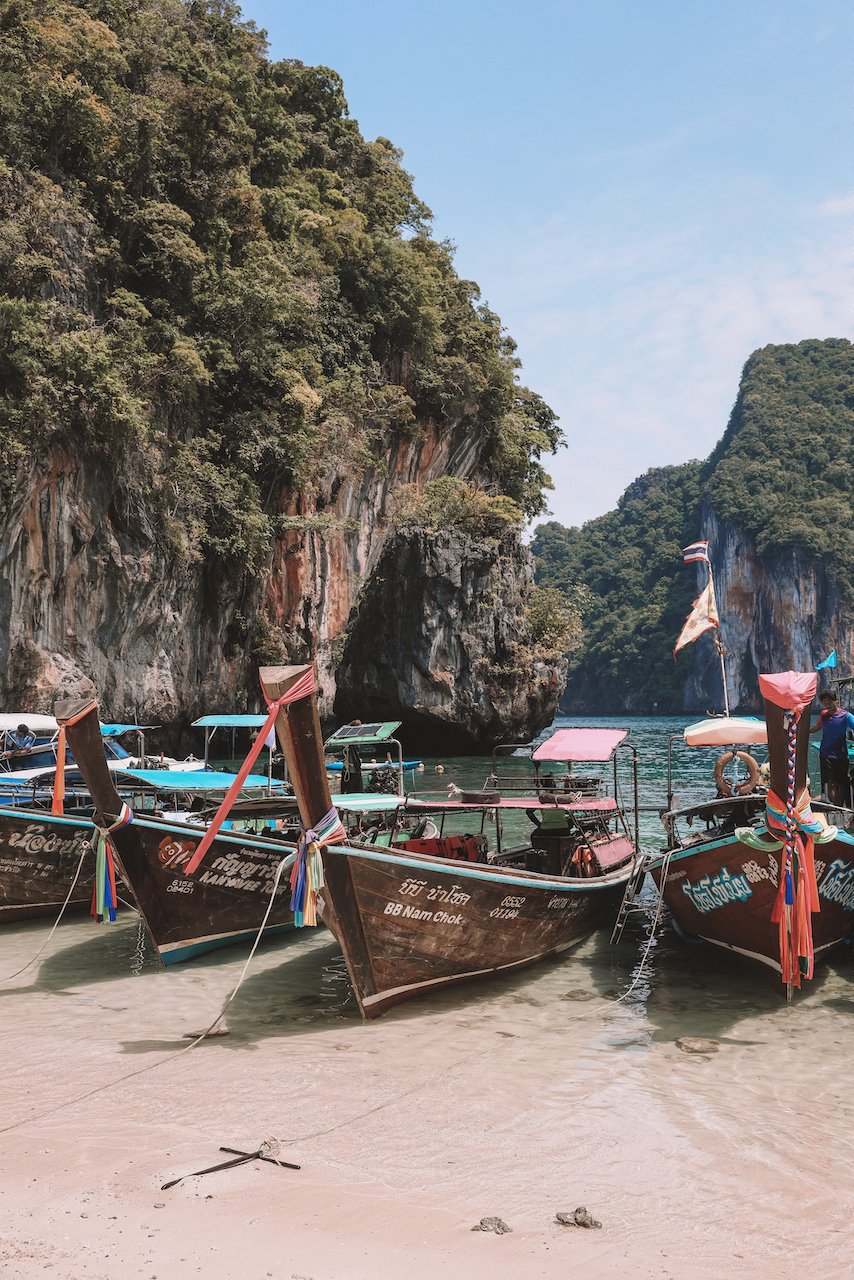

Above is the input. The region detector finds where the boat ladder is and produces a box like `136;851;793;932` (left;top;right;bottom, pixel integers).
610;846;659;945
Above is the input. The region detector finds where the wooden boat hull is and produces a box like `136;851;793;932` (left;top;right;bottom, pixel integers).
58;698;298;964
318;843;628;1017
0;807;96;922
111;815;296;963
650;829;854;977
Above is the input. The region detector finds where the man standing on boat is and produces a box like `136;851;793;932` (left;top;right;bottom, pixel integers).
811;689;854;808
341;721;364;794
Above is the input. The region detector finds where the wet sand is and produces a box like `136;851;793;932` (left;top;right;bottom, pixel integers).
2;908;853;1280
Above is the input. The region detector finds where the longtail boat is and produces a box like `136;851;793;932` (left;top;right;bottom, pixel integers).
259;664;638;1018
647;671;854;994
59;699;298;963
0;806;97;922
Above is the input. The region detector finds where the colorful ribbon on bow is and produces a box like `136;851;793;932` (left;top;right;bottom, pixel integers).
91;804;133;923
766;710;822;987
184;668;317;876
290;806;347;927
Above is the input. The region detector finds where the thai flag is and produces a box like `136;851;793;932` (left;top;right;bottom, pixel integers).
682;540;710;564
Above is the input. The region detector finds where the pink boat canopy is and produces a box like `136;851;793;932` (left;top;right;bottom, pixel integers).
758;671;817;714
532;728;627;763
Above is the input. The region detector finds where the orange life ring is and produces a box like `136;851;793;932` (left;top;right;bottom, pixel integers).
713;750;760;797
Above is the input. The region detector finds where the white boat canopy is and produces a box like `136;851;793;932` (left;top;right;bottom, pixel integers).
683;717;767;747
0;714;60;734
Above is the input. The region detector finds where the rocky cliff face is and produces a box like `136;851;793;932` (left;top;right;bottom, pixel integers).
335;527;567;751
0;421;555;747
685;508;854;711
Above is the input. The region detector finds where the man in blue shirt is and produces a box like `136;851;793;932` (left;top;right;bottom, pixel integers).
811;690;854;808
2;723;37;763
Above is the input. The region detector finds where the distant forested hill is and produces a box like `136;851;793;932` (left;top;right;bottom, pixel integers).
533;338;854;713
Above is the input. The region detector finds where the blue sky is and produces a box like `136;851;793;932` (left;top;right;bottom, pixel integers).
243;0;852;528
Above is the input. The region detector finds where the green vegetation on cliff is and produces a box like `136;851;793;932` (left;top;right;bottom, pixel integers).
706;339;854;597
0;0;560;571
533;339;854;712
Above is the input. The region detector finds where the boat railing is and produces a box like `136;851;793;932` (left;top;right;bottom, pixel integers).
661;792;765;821
811;798;854;822
660;792;766;846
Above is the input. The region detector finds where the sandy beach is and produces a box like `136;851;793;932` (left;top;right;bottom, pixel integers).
1;910;853;1280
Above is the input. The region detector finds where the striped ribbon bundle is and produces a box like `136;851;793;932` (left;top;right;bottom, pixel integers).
92;804;133;923
290;806;347;927
767;711;821;986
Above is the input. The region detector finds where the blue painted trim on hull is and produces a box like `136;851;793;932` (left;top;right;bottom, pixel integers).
159;921;295;964
132;815;296;856
0;805;93;832
653;825;854;868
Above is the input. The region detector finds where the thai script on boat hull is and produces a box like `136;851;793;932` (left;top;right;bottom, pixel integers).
681;867;752;913
818;858;854;912
7;826;88;858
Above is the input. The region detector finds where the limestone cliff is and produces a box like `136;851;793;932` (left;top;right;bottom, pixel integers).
685;507;853;711
335;528;566;750
0;423;555;747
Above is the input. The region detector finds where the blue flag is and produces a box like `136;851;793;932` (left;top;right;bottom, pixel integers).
816;649;838;670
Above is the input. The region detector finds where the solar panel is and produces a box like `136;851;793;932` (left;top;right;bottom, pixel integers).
333;723;385;740
324;721;402;749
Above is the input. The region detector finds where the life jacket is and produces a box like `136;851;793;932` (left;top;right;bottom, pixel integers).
401;834;486;862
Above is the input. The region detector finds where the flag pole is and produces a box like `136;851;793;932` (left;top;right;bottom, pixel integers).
708;561;730;716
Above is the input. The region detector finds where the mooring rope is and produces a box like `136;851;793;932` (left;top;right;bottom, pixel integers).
616;849;670;1003
0;842;91;984
0;855;291;1136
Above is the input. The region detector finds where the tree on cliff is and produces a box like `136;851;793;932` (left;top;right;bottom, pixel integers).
0;0;562;575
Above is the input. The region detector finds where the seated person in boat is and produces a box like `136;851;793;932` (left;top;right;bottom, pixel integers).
526;793;570;832
811;689;854;808
3;723;36;757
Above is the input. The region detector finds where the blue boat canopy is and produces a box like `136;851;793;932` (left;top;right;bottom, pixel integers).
191;714;269;729
100;723;155;737
115;768;285;792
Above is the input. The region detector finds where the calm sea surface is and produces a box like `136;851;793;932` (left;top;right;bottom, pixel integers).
1;715;851;1275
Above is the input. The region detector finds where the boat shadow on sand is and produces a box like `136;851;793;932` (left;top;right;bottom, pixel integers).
0;911;310;1003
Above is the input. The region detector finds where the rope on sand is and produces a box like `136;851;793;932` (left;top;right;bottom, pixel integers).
0;856;291;1137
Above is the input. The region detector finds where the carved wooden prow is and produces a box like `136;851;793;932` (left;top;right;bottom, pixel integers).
259;665;336;833
56;698;123;823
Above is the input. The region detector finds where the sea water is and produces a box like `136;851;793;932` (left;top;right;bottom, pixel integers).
0;715;851;1277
